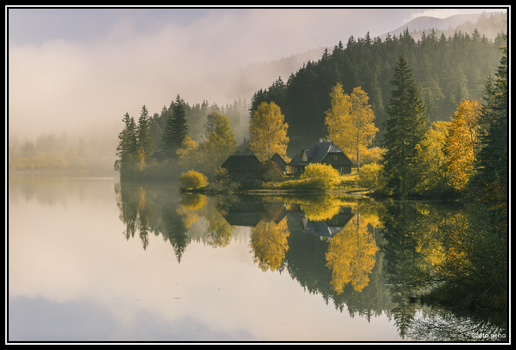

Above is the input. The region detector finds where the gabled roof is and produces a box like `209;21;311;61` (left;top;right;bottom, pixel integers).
270;153;287;165
289;141;352;166
221;155;260;172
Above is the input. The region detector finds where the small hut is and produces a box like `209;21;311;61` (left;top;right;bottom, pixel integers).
220;154;261;182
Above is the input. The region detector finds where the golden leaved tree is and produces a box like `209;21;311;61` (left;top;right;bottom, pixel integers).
325;214;378;293
325;84;378;172
444;100;482;192
250;218;290;272
249;101;289;162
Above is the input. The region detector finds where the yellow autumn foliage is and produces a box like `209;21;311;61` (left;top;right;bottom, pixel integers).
250;218;290;272
325;84;378;170
249;101;289;162
325;214;378;293
179;170;209;190
444;100;482;192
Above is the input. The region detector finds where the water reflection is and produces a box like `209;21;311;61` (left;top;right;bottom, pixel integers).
114;183;507;341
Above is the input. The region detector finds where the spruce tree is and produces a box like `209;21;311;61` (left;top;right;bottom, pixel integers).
161;95;188;158
114;113;138;176
469;38;507;229
136;105;156;162
382;55;428;198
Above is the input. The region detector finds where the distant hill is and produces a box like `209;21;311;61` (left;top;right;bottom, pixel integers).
383;14;484;36
229;11;507;107
381;11;507;40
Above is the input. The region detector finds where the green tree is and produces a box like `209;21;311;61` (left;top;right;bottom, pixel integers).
381;55;428;198
203;112;237;175
414;121;451;196
136;105;156;164
250;77;287;113
123;112;138;155
161;95;188;158
249;101;289;162
114;113;138;176
469;37;508;233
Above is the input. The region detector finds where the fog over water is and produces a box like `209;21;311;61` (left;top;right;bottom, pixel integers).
7;6;504;141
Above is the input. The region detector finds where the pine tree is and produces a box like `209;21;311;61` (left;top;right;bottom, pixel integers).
382;55;428;198
161;95;188;158
136;105;156;164
469;37;508;229
114;113;138;175
123;112;138;156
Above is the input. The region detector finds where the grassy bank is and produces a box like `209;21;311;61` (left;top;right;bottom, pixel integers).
261;169;363;191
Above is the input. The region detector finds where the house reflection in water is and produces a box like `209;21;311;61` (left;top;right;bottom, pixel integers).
221;201;263;227
221;199;354;239
221;200;289;227
290;206;355;240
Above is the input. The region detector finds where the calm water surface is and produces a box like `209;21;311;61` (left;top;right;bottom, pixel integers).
8;173;507;342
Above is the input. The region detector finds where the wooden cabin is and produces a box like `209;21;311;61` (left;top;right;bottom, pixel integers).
270;153;287;173
287;140;353;175
220;154;261;182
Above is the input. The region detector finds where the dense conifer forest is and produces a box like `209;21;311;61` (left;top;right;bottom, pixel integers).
251;27;506;154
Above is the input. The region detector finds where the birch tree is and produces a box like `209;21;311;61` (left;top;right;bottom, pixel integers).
325;84;378;172
249;101;289;162
444;100;482;192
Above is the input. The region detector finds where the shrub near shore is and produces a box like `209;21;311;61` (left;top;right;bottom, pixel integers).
179;170;208;191
263;163;344;192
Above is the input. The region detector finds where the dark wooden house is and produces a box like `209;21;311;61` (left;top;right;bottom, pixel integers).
270;153;287;173
286;140;353;175
220;154;261;182
290;206;355;239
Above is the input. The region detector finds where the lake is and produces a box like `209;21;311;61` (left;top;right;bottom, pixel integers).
7;173;508;343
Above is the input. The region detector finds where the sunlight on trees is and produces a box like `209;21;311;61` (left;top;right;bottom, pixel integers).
357;163;384;191
249;101;289;162
325;214;378;293
250;218;290;272
325;84;378;172
444;100;482;192
300;163;342;191
179;170;209;190
300;196;344;221
177;135;202;170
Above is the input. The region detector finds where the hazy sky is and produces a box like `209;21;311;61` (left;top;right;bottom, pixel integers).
7;6;507;140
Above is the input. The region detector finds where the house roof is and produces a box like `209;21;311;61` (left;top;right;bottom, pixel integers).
270;153;287;165
289;141;352;166
303;221;343;237
221;155;260;172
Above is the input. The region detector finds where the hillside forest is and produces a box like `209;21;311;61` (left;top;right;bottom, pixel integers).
112;23;506;184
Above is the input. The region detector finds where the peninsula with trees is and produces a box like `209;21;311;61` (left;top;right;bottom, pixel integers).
113;23;506;202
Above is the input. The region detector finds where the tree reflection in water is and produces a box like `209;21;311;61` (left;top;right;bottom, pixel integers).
407;308;507;342
114;183;507;342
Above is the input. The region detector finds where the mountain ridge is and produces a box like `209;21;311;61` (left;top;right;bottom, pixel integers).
382;13;484;37
232;11;506;102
